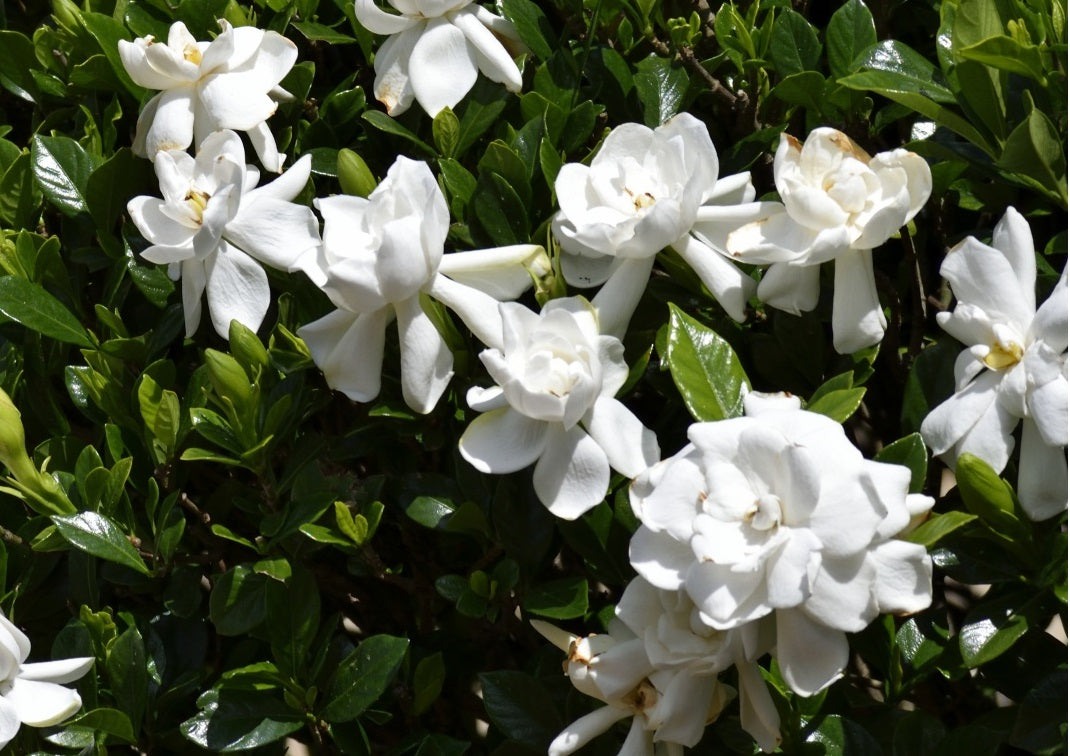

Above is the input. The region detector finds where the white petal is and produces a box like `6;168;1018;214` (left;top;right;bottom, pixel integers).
1017;417;1068;521
590;256;655;338
628;526;691;591
584;397;658;478
225;198;321;276
427;274;505;351
775;609;847;696
300;307;392;402
141;88;195;157
686;560;770;630
5;677;82;727
355;0;420;34
459;407;548;473
1032;269;1068;352
372;26;420;116
549;707;632;756
0;616;30;662
941;237;1034;331
118;38;182;89
648;672;714;747
990;207;1036;313
17;657;94;684
1027;373;1068;446
866;540;934;614
831;250;886;353
0;697;19;751
671;234;755;322
801;553;877;632
450;8;522;92
395;295;454;413
533;424;610;519
246;120;285;172
465;385;507;412
408;18;479;116
757;262;820;315
127;196;197;247
436;244;545;299
180;259;207;336
630;454;705;542
197;73;277;131
737;661;782;753
204;241;270;338
559;248;618;288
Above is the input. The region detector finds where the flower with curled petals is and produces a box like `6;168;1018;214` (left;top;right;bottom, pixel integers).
458;296;659;519
354;0;524;116
119;20;297;171
552;113;757;337
297;155;548;414
127;130;321;338
921;207;1068;520
726;128;931;354
629;393;934;696
0;610;94;750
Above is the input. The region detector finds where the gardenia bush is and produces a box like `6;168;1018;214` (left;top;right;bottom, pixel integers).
0;0;1065;754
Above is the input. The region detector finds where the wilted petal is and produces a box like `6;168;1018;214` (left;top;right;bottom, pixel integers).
373;26;420;115
584;397;659;478
1017;417;1068;521
395;294;454;413
459;407;548;473
408;18;479;116
775;609;847;696
831;250;886;353
5;678;82;727
299;307;391;402
533;423;610;519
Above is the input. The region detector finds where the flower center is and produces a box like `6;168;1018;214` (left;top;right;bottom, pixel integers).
747;493;782;531
526;349;583;397
983;340;1024;370
183;43;202;65
184;189;210;224
623;679;658;713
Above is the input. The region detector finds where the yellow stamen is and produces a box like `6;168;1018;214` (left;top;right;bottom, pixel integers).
183;44;202;65
983;341;1024;370
185;190;210;223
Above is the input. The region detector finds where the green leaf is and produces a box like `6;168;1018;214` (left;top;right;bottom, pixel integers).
959;594;1030;667
521;577;589;619
209;565;268;635
957;35;1049;83
265;566;320;676
770;71;828;112
806;714;884;754
874;433;928;492
996;108;1067;206
180;689;304;752
664;304;750;422
80;12;144;98
0;30;38;102
827;0;877;78
770;9;822;75
635;55;687;128
0;152;43;229
361;111;435;156
63;708;136;743
500;0;554;60
478;671;562;751
292;20;356;44
807;387;866;422
955;453;1033;551
52;512;151;576
86;149;152;229
413;653;446;716
31;135;95;216
105;625;147;735
472;173;529;245
337;148;377;197
1010;670;1068;754
322;635;410;723
432;106;461;158
0;276;92;346
904;510;977;548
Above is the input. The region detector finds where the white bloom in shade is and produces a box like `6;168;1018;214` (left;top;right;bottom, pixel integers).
552;113;758;336
0;610;94;749
118;20;297;171
920;208;1068;520
629;393;934;696
726;128;931;354
458;296;659;519
127;130;321;339
298;156;547;414
354;0;524;116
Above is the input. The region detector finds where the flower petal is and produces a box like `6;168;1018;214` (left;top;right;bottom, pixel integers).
671;234;755;322
436;244;546;299
533;423;610;519
225;197;321;280
300;307;392;402
450;7;523;91
584;397;659;478
180;258;207;336
140;88;195;157
204;241;270;338
5;677;82;727
1017;416;1068;521
0;615;30;662
756;262;820;315
408;18;479;116
18;657;94;684
459;407;548;473
427;274;505;351
1032;268;1067;352
990;207;1036;313
775;609;847;696
355;0;420;34
737;661;782;753
831;249;886;353
0;697;20;751
800;553;876;632
628;526;692;591
246;120;285;172
1027;372;1068;446
941;236;1035;332
866;540;933;614
590;256;655;338
127;197;197;248
372;26;420;115
549;706;632;756
197;73;277;131
395;294;454;413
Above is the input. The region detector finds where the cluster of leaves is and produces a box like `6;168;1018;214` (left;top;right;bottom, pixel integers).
0;0;1065;753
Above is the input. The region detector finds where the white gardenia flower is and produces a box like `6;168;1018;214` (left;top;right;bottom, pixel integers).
553;113;757;336
119;20;297;171
458;296;659;519
127;130;321;338
920;208;1068;520
354;0;523;117
298;155;548;414
726;128;932;354
629;393;934;696
0;610;94;749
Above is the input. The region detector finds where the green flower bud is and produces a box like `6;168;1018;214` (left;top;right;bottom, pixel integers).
0;387;37;482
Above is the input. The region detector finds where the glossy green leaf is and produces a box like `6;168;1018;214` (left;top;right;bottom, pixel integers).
959;595;1030;667
63;708;136;743
180;689;303;752
806;714;883;754
955;453;1033;551
521;577;589;619
209;565;268;635
874;433;928;492
996;108;1067;205
635;55;687;128
827;0;877;78
664;304;750;422
500;0;554;60
105;625;147;735
86;149;152;229
478;671;562;751
432;106;461;158
322;634;410;722
0;276;92;346
31;135;95;217
52;512;151;575
957;35;1049;83
413;653;446;716
361;111;435;156
807;387;866;422
80;12;143;97
265;566;320;676
0;152;42;229
0;31;38;102
770;9;822;75
904;510;977;548
292;20;355;43
1009;670;1068;754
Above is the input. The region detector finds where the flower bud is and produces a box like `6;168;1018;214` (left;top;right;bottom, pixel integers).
0;388;37;483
